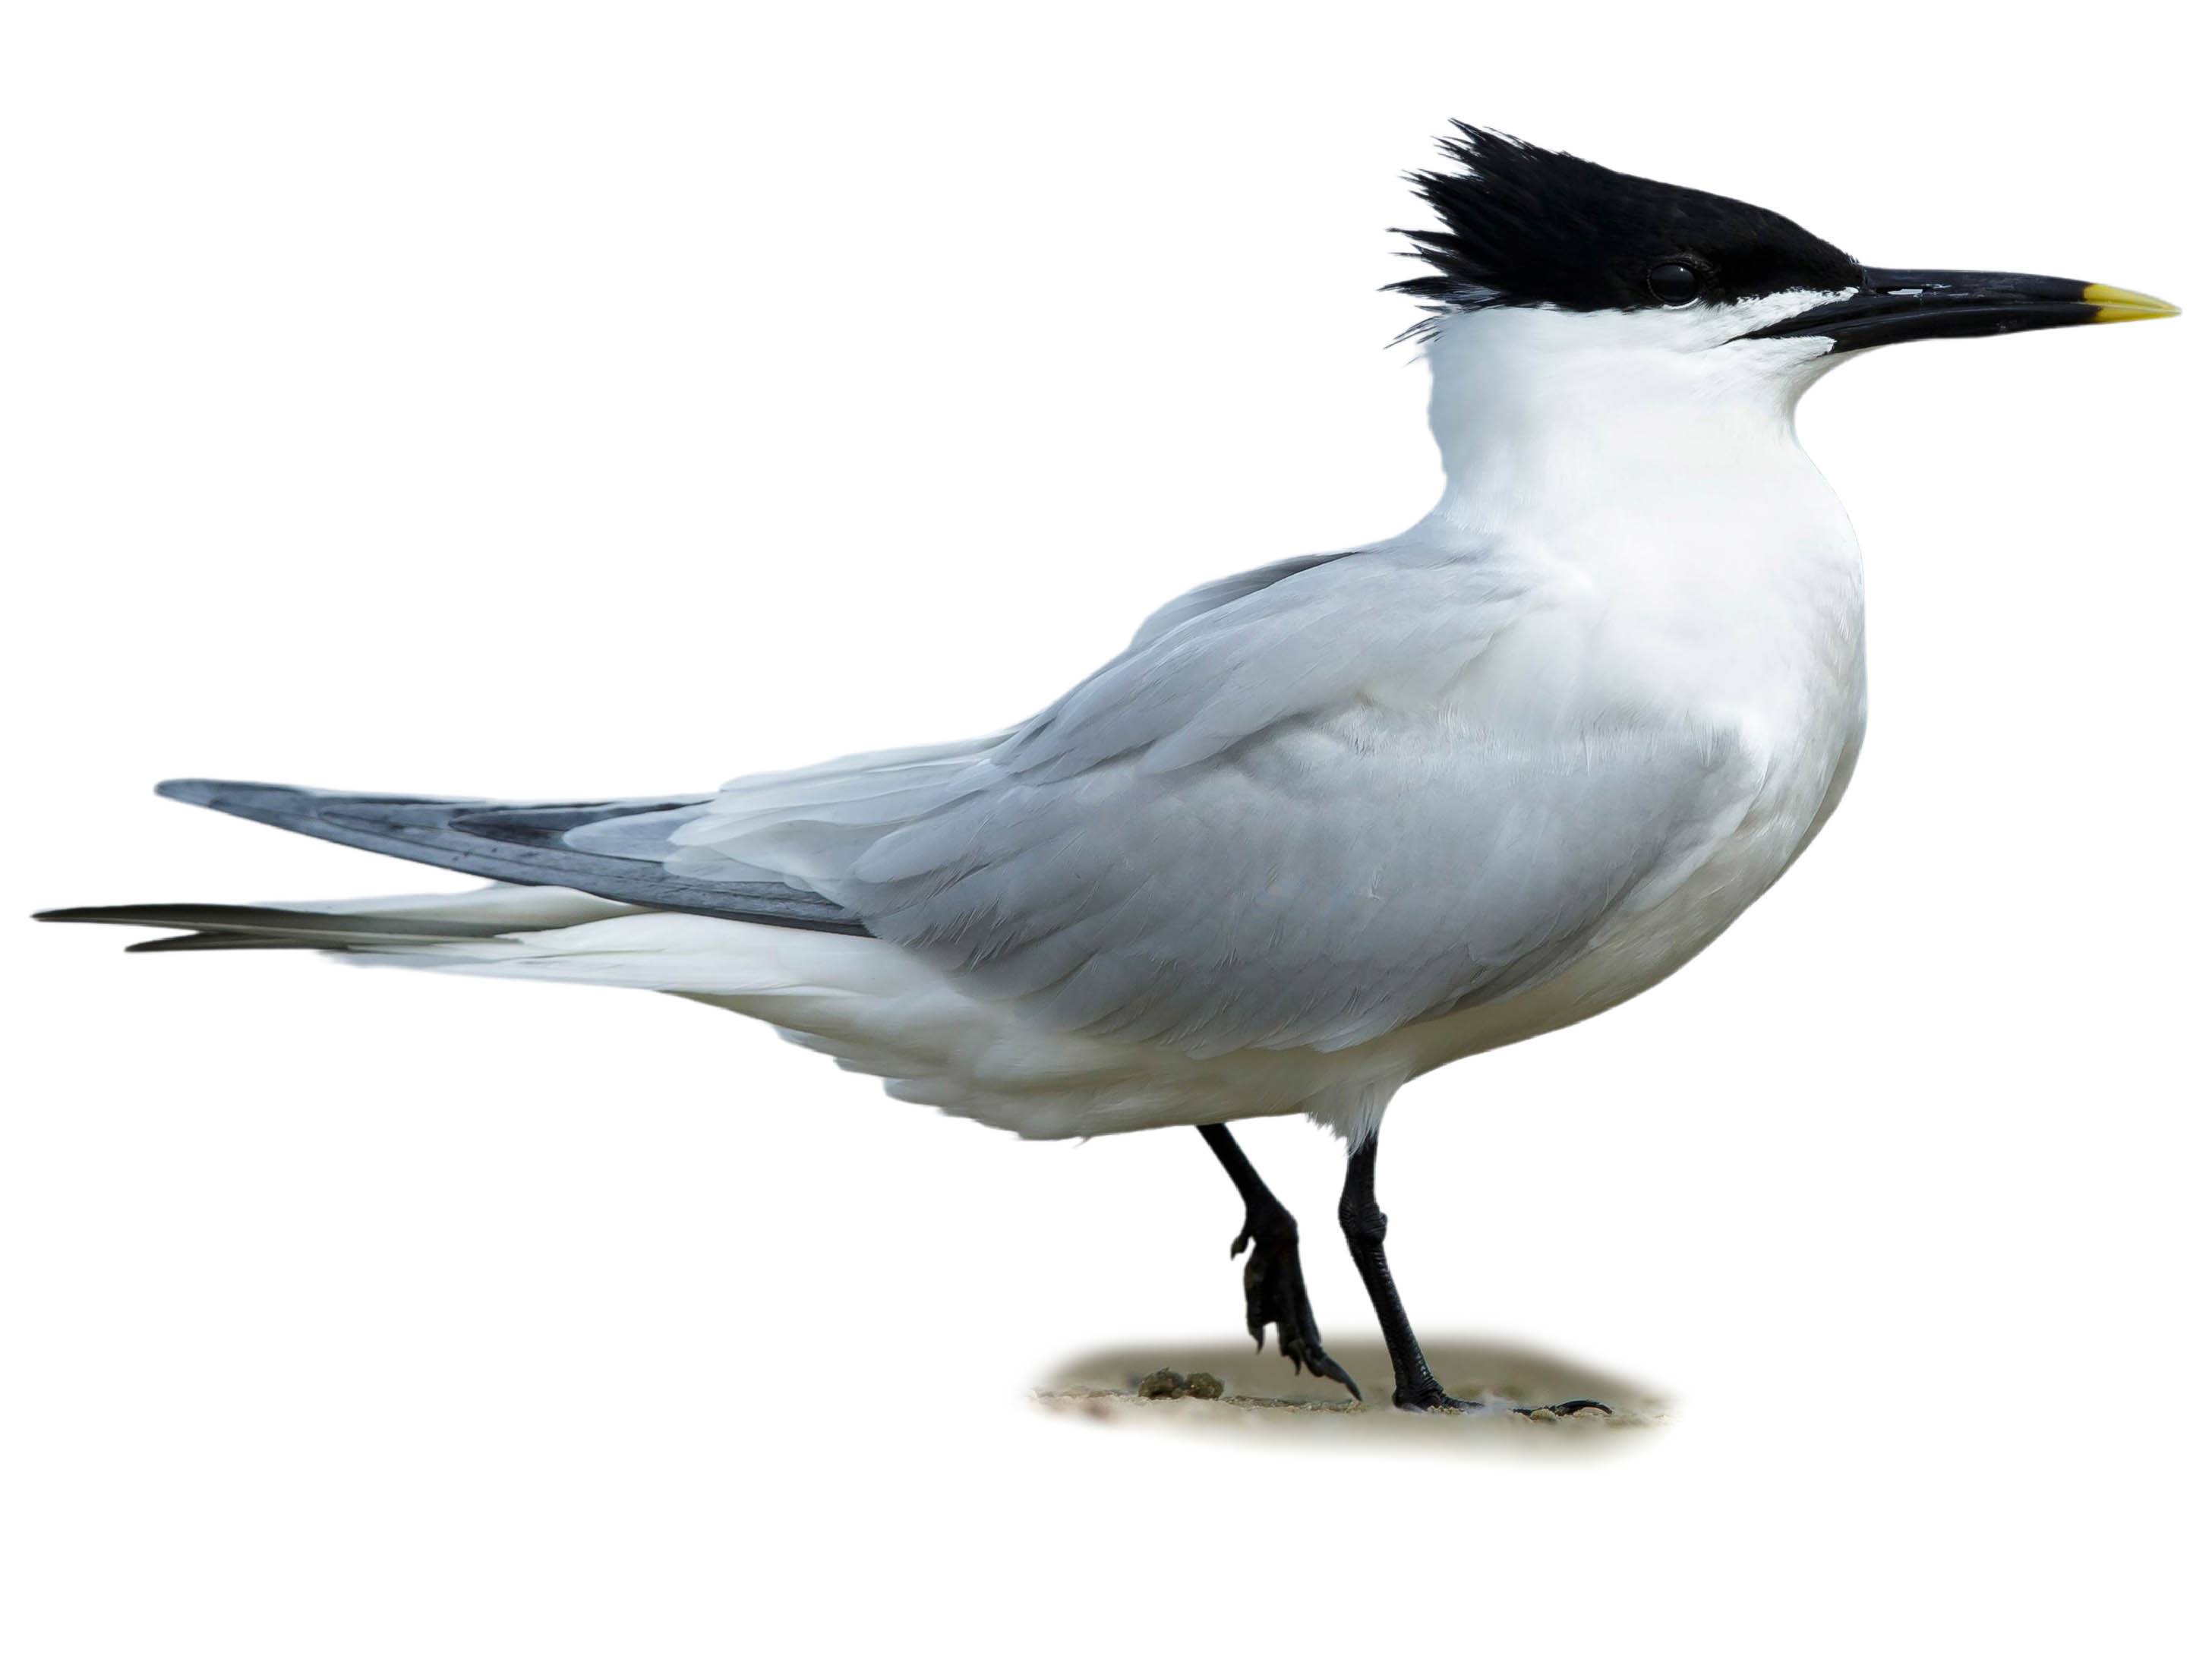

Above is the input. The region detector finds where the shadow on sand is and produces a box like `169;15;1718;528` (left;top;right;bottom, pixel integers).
1035;1336;1667;1453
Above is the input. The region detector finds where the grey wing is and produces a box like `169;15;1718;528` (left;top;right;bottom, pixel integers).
151;780;868;933
645;547;1760;1057
848;722;1750;1057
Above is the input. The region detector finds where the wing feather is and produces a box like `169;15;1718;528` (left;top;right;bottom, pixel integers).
633;547;1756;1055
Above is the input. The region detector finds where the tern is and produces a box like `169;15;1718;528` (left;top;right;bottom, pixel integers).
39;128;2176;1413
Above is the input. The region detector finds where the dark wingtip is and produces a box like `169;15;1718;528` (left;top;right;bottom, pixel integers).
35;903;293;929
156;777;306;809
154;777;225;806
124;932;319;953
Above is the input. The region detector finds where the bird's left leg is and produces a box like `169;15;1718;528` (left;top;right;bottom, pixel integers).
1196;1124;1360;1399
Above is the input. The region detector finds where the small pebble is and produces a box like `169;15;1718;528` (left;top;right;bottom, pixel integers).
1525;1407;1560;1423
1136;1368;1187;1399
1184;1371;1225;1400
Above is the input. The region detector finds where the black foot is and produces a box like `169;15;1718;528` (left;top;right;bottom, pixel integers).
1392;1384;1615;1417
1524;1398;1614;1418
1231;1215;1361;1401
1393;1383;1482;1412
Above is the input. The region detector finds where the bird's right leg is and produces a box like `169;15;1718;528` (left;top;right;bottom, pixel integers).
1196;1124;1360;1400
1338;1130;1610;1417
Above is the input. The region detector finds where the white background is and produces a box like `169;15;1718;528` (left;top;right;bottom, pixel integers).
4;5;2204;1654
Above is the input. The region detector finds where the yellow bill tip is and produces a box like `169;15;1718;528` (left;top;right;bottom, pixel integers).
2084;282;2180;323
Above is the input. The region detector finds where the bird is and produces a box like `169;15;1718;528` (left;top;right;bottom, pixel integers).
37;126;2176;1414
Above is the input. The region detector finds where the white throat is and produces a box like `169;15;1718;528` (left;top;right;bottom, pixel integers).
1396;294;1869;736
1411;295;1847;542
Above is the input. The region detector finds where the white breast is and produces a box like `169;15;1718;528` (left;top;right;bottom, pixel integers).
1398;526;1866;1083
1383;299;1871;1074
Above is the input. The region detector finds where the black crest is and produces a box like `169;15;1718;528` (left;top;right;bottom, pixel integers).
1394;126;1861;325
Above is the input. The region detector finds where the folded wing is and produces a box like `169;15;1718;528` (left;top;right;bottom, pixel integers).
141;549;1759;1059
616;548;1759;1057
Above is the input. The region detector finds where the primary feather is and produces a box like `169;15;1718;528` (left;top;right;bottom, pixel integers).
142;780;866;934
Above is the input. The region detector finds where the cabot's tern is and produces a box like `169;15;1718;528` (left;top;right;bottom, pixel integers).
40;128;2176;1411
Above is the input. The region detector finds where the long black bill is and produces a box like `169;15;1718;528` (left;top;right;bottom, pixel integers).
1743;268;2178;351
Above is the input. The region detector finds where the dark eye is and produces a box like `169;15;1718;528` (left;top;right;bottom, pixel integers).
1647;260;1704;306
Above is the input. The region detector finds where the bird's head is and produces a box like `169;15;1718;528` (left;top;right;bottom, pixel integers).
1396;126;2176;456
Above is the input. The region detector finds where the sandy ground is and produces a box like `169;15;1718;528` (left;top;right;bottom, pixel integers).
1034;1338;1666;1453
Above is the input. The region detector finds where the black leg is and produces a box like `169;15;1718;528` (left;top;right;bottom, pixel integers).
1196;1124;1359;1400
1336;1131;1458;1409
1338;1131;1611;1417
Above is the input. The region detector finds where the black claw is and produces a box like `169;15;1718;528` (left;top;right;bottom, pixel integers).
1513;1398;1615;1418
1302;1348;1362;1401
